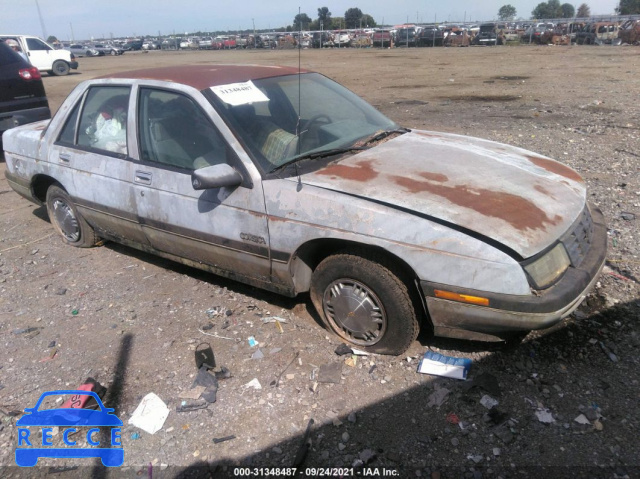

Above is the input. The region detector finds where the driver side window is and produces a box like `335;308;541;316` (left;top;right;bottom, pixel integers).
138;88;230;170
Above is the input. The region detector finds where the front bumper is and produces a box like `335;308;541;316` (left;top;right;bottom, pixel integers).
421;206;607;339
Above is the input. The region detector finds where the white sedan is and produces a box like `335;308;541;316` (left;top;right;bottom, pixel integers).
2;65;607;354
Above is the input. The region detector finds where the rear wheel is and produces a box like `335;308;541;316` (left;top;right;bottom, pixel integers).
46;186;99;247
51;60;70;76
310;252;419;355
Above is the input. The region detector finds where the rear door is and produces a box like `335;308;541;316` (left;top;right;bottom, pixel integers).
132;86;271;283
46;84;146;244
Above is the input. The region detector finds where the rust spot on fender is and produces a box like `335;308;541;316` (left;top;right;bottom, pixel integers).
317;160;378;182
534;184;555;197
391;175;562;231
419;172;449;183
526;155;583;183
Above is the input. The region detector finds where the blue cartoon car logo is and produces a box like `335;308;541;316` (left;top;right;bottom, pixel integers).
15;390;123;467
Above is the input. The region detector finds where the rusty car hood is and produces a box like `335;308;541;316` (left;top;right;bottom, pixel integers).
301;130;586;258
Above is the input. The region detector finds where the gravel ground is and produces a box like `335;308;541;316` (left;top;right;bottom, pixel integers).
0;46;639;478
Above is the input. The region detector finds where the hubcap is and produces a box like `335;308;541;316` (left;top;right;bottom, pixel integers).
52;199;80;242
323;279;387;346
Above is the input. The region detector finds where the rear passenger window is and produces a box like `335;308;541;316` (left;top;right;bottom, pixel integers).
57;101;81;145
77;86;130;154
137;88;229;170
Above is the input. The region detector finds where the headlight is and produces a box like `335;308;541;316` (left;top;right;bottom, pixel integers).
523;243;570;289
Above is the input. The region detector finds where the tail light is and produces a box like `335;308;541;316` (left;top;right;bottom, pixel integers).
18;67;41;81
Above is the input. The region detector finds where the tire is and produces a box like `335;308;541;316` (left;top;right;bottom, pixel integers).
51;60;70;76
110;49;117;55
46;186;99;247
310;252;419;355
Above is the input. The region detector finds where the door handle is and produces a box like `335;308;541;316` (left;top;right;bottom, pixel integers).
59;153;70;164
134;171;152;185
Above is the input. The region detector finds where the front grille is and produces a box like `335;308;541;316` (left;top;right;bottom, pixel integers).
561;206;593;267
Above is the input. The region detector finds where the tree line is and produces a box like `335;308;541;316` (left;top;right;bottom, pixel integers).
292;7;376;32
499;0;639;20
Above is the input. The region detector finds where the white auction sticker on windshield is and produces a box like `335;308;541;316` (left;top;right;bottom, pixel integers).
210;81;269;106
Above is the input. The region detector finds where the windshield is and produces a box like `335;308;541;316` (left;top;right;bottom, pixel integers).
209;72;397;173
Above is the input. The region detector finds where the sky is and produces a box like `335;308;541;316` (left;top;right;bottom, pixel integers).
0;0;621;41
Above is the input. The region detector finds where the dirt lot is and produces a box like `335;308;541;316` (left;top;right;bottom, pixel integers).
1;46;639;478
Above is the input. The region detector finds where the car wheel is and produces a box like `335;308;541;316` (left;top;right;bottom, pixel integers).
110;49;117;55
46;186;99;247
310;252;419;355
51;60;70;76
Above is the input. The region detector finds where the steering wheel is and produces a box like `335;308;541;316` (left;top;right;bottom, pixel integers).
301;114;332;135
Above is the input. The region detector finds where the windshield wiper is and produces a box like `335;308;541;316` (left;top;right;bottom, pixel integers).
357;127;410;147
270;146;366;174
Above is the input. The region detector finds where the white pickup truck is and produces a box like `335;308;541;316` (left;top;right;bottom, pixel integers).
0;34;78;75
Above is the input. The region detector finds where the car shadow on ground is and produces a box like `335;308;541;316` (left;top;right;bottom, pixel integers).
166;297;638;479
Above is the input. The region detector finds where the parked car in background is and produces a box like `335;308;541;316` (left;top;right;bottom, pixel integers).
618;19;640;44
141;41;160;50
161;37;181;50
0;34;77;76
93;43;124;55
416;25;445;47
199;37;214;49
521;25;546;43
3;65;607;355
0;39;50;141
575;22;620;44
68;43;102;57
443;28;471;47
122;39;143;51
372;30;392;47
472;23;503;46
179;37;199;49
395;27;416;47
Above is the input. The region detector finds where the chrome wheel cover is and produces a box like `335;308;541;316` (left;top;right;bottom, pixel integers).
52;199;80;242
323;279;387;346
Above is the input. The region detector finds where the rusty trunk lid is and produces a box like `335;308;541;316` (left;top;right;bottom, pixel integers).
301;130;586;258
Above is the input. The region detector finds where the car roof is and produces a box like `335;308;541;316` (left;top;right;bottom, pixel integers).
99;64;308;90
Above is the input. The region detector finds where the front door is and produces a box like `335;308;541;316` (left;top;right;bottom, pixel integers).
133;87;271;284
24;37;54;71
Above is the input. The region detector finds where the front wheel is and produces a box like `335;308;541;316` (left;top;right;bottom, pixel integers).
51;60;70;76
310;252;419;355
46;185;99;247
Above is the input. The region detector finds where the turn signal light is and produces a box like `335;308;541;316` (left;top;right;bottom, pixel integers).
434;289;490;306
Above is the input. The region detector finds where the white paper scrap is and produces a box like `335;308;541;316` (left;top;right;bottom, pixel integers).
129;392;169;435
574;414;591;425
210;81;269;106
535;409;555;424
480;395;499;409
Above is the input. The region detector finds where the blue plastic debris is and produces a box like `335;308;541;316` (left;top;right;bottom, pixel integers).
417;351;472;380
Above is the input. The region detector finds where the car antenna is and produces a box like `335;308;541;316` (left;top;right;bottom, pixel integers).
295;6;303;189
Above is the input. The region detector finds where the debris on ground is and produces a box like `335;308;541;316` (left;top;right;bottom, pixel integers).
417;351;472;380
318;362;343;384
129;393;170;434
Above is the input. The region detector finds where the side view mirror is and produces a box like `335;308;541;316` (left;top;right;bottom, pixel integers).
191;163;242;190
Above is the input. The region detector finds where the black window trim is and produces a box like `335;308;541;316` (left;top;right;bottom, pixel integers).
135;85;253;188
54;84;131;158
